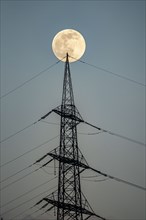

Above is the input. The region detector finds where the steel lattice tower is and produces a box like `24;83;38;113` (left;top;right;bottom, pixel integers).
56;53;83;219
34;54;106;220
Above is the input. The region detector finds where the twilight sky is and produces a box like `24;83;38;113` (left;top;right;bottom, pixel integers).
0;1;145;220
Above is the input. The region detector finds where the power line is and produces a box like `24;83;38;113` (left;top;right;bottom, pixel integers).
0;164;33;183
41;167;55;175
78;131;103;135
69;55;146;87
33;206;55;220
39;111;146;148
0;167;40;191
82;174;109;182
34;148;145;190
39;119;145;147
32;210;46;220
89;166;146;191
82;178;109;182
1;181;57;216
0;111;54;144
0;157;54;191
0;135;59;168
1;55;144;102
41;120;59;126
0;120;38;144
0;60;62;99
82;175;101;178
84;121;146;147
1;176;57;209
9;206;31;220
19;208;42;220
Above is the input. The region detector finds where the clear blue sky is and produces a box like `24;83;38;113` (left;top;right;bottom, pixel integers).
0;1;145;220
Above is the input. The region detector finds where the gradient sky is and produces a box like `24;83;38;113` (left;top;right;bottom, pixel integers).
0;1;145;220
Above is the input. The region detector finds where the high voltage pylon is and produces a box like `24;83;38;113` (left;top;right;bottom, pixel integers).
34;54;106;220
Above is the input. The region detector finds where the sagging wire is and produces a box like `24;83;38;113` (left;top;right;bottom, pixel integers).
84;121;146;147
0;167;40;191
0;135;59;168
0;157;54;191
69;55;146;87
89;166;146;191
0;164;33;183
41;120;59;126
78;131;104;135
0;56;66;100
82;178;110;182
82;174;109;182
1;180;57;216
0;110;53;144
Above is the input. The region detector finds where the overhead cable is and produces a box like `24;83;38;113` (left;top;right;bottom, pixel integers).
0;59;63;99
78;131;103;135
0;110;53;144
82;178;109;182
84;121;146;147
0;164;33;183
38;110;146;148
82;174;109;182
0;121;38;144
1;183;57;216
9;206;32;220
41;120;59;126
1;176;57;209
82;175;101;178
69;55;145;87
89;166;146;191
0;158;54;191
0;135;59;168
0;167;40;191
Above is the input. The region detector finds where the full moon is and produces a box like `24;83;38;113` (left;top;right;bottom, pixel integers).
52;29;86;62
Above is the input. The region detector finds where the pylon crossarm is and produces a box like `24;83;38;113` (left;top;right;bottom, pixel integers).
34;154;49;164
39;110;53;121
42;145;89;167
34;146;59;164
42;198;97;216
34;145;89;171
45;205;54;213
47;152;90;170
52;105;84;123
35;190;107;220
38;103;83;123
35;199;44;206
41;158;54;167
40;202;49;209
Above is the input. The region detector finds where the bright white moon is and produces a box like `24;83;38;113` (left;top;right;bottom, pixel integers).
52;29;86;62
